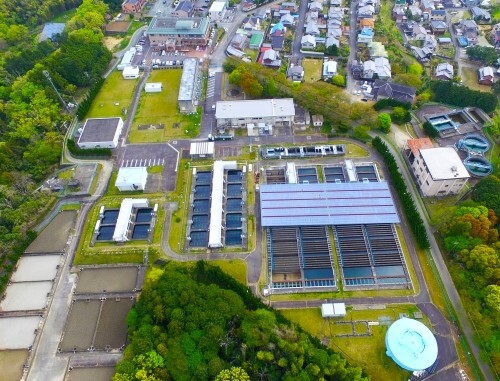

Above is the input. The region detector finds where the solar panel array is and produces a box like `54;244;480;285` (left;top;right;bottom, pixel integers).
333;224;410;288
260;182;400;227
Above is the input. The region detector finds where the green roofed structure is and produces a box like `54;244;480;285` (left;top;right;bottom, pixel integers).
249;33;264;49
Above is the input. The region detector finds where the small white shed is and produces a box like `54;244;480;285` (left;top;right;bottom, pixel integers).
122;65;139;79
145;82;163;93
321;303;346;318
190;142;215;158
115;167;148;191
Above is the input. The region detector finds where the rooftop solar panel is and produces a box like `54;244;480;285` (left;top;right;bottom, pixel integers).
260;182;400;227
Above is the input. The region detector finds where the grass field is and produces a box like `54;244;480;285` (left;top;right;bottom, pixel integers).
302;58;323;82
86;71;137;119
129;70;201;143
461;67;492;93
281;305;426;381
211;259;247;284
49;8;77;23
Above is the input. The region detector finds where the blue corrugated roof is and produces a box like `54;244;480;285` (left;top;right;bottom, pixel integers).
40;23;65;41
260;182;400;227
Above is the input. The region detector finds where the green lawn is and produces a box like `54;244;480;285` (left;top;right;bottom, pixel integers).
129;70;201;143
86;71;138;119
302;58;323;82
461;67;492;93
281;305;427;381
211;259;247;284
49;8;77;23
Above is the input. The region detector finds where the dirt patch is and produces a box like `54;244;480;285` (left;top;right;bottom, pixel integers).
105;21;131;33
0;350;28;381
67;367;116;381
103;36;122;51
389;124;414;149
26;211;76;253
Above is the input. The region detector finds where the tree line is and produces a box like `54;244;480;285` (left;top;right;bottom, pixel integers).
113;262;368;381
372;137;430;249
437;179;500;374
0;0;111;293
430;81;498;113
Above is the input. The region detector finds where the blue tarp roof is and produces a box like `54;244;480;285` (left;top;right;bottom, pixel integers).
260;182;400;227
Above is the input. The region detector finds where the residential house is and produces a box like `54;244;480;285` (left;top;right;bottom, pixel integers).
412;24;427;40
287;65;304;81
305;21;320;35
331;0;342;6
327;27;342;39
412;46;433;61
401;21;415;36
329;8;344;19
270;35;285;50
312;115;324;127
471;6;491;23
280;13;295;26
323;60;338;79
230;33;247;50
408;5;422;19
359;18;375;29
173;1;194;17
363;57;391;79
281;2;298;12
351;60;364;79
371;79;416;103
420;0;435;12
326;35;340;48
430;20;447;34
424;34;438;50
309;1;323;11
270;22;285;36
478;66;495;85
328;18;342;28
438;37;452;44
358;27;374;43
459;19;479;44
243;16;261;31
430;9;446;20
368;41;388;57
392;5;406;23
261;48;281;67
306;11;319;23
254;7;268;20
358;5;375;18
435;62;454;80
122;0;147;14
492;23;500;48
249;32;264;49
301;34;317;49
359;0;378;7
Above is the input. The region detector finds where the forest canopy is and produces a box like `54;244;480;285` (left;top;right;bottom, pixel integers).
114;263;368;381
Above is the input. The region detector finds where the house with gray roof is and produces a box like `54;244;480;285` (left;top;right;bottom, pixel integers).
435;62;454;80
430;20;447;34
478;66;495;85
301;34;317;48
471;7;491;23
305;21;320;35
173;1;194;17
280;13;295;26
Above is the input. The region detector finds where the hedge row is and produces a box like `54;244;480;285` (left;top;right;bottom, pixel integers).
430;80;498;113
76;76;105;120
374;98;411;111
372;137;430;249
67;139;112;158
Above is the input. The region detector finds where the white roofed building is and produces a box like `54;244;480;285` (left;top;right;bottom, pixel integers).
215;98;295;127
122;65;139;79
113;198;149;242
115;167;148;191
209;1;227;21
407;142;469;196
190;142;215;158
145;82;163;92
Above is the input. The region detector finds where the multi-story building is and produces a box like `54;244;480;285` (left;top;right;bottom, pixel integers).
146;17;210;51
406;139;469;196
178;58;198;114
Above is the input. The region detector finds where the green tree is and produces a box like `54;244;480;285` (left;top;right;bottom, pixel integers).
353;125;371;141
331;74;346;87
484;285;500;313
423;121;439;138
466;46;498;65
325;44;338;56
378;113;391;133
393;73;422;89
391;106;410;124
215;367;250;381
471;176;500;217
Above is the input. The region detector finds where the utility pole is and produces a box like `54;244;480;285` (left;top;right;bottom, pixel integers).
43;70;68;111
